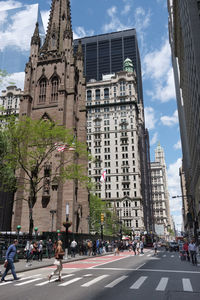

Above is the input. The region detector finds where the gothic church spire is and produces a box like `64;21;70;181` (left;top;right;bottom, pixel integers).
31;22;40;46
40;0;73;53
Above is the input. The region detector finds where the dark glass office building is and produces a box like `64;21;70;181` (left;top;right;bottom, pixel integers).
74;29;143;103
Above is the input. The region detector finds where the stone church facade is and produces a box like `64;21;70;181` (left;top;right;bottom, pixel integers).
12;0;89;234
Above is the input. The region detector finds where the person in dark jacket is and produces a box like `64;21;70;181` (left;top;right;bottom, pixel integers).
1;239;19;282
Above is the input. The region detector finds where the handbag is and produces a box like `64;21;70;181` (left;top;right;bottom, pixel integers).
4;261;8;268
54;259;60;266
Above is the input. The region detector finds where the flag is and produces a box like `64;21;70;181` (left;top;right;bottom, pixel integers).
100;169;107;183
55;143;69;152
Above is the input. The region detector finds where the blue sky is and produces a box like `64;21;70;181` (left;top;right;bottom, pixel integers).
0;0;182;230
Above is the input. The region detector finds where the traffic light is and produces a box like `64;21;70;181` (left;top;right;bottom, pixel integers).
101;213;104;223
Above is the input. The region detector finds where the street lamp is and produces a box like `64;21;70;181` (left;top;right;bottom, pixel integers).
63;203;70;258
50;209;57;232
17;225;21;240
57;229;61;240
34;227;38;240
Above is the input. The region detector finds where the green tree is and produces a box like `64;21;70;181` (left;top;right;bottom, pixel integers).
2;116;89;236
89;192;121;237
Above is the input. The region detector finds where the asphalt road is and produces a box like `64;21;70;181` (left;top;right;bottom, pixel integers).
1;248;200;300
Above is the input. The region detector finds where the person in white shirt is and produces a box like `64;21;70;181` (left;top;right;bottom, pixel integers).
70;240;77;257
188;240;197;265
153;241;158;255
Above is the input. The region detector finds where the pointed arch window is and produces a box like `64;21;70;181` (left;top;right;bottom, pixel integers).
51;76;59;102
39;79;47;103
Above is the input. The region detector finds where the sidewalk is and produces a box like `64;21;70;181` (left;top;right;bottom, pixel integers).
0;252;112;275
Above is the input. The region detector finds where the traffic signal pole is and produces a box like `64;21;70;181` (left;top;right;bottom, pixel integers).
101;213;104;241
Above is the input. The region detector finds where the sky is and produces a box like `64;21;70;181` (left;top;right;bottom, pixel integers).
0;0;183;230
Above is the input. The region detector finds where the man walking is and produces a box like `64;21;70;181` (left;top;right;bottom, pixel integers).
70;239;77;257
1;239;19;282
189;240;197;265
46;239;53;259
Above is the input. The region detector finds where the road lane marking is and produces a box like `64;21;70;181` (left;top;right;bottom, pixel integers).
81;275;109;287
130;276;147;289
88;255;129;269
163;255;166;257
147;254;151;257
171;255;174;258
92;267;200;274
36;274;74;286
136;263;146;270
156;277;168;291
59;277;82;286
105;275;128;288
15;278;42;286
0;274;42;286
182;278;193;292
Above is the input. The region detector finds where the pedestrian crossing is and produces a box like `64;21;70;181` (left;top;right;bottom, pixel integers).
0;273;198;292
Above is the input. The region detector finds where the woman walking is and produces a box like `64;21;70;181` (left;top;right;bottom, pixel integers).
48;240;64;282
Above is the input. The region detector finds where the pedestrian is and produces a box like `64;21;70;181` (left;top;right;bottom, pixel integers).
1;239;19;282
136;241;140;255
132;240;137;255
46;239;53;259
24;240;32;266
183;241;190;261
48;240;65;282
153;241;158;255
188;240;197;265
70;239;77;257
32;241;38;260
140;240;144;254
37;240;43;261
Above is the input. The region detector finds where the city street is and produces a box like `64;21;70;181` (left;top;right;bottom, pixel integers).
1;248;200;300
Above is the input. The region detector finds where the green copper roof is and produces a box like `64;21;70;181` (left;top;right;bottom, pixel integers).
123;58;134;73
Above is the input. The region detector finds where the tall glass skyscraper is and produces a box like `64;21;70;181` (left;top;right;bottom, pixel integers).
74;29;143;104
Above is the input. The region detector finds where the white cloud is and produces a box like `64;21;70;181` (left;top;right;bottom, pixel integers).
102;6;128;33
0;72;25;92
0;4;39;51
0;1;22;11
160;110;178;127
150;132;158;146
134;7;151;51
174;140;182;150
121;4;131;15
143;39;176;102
73;26;94;39
144;106;157;130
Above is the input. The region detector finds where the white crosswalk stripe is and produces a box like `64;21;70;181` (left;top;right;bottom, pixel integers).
156;277;168;291
0;274;42;286
182;278;193;292
15;277;42;286
59;277;82;286
130;276;147;289
81;275;109;287
36;274;74;286
105;275;128;288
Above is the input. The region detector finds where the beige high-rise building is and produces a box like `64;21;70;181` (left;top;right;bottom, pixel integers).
12;0;89;234
151;143;171;238
86;58;153;236
0;86;22;122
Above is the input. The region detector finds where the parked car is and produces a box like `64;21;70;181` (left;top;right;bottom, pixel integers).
169;242;179;252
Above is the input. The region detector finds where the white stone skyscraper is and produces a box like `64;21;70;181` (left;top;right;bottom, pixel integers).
151;143;171;238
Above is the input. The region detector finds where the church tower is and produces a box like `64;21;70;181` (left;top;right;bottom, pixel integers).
12;0;89;234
